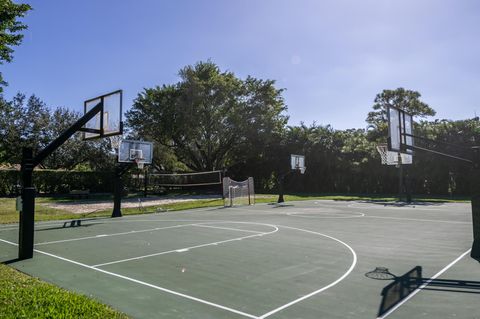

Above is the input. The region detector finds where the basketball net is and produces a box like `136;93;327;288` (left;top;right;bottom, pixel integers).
376;144;402;167
109;135;122;154
376;144;390;165
134;158;145;170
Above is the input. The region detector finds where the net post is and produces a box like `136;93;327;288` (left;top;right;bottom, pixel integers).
471;147;480;260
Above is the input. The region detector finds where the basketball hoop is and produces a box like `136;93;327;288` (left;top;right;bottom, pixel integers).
376;144;391;165
376;144;413;166
296;166;306;174
134;158;145;170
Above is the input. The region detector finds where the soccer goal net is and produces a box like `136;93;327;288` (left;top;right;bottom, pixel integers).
223;177;255;207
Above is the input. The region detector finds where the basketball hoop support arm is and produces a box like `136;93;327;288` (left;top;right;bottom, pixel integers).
402;133;473;164
19;102;103;260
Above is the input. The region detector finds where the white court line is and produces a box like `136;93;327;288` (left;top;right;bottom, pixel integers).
365;215;471;225
0;238;17;246
286;212;365;219
258;225;357;319
348;203;443;210
193;224;264;234
35;224;193;246
0;237;258;319
92;224;279;267
377;249;471;319
1;222;357;318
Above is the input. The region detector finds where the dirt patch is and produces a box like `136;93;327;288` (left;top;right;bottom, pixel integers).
41;195;222;214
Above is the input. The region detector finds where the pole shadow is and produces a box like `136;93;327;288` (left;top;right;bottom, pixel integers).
366;266;480;317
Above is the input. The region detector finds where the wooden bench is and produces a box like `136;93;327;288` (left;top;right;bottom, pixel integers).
69;189;90;199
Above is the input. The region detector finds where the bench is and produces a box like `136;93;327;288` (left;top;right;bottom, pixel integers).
69;189;90;199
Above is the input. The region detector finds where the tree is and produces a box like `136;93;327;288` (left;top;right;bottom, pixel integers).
0;0;32;91
365;88;436;148
366;88;436;130
127;61;288;171
0;93;50;164
0;94;113;169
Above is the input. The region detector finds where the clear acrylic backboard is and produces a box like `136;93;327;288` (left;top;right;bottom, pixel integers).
291;154;306;174
83;90;123;140
118;140;153;164
388;106;413;154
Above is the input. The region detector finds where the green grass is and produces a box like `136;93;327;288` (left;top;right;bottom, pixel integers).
0;263;129;319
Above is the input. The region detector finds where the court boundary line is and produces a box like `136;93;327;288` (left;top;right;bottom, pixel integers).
91;223;279;268
377;248;471;319
1;222;358;319
0;237;258;319
35;223;195;245
192;224;264;234
365;215;471;225
257;225;357;318
286;212;365;219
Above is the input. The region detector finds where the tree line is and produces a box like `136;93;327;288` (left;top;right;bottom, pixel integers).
1;60;479;196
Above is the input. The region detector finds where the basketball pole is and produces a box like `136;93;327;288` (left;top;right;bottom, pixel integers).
112;163;133;218
397;153;403;202
471;147;480;260
18;102;104;260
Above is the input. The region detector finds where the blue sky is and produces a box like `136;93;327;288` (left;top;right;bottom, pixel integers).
3;0;480;129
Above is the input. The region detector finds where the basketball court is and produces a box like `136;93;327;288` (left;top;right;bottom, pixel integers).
1;200;477;318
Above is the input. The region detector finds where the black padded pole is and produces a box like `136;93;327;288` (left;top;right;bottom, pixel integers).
19;148;35;260
277;174;285;203
471;147;480;260
112;163;133;218
18;102;104;260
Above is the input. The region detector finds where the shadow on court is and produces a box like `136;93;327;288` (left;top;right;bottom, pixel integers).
358;200;446;207
366;266;480;317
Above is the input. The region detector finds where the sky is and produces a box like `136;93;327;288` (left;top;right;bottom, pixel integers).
3;0;480;129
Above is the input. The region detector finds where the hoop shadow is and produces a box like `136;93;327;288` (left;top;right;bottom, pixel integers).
367;266;480;317
35;217;108;232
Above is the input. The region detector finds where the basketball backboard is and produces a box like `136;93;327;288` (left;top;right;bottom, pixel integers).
83;90;123;140
118;140;153;164
388;106;413;154
291;154;306;174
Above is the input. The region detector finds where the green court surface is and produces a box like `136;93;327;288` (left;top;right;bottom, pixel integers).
0;200;478;318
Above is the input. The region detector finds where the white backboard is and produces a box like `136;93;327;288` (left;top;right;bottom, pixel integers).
118;140;153;164
291;154;306;173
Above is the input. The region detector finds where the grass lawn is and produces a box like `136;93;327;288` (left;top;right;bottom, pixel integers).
0;264;129;319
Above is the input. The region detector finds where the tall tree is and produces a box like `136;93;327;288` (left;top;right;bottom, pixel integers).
366;88;436;143
0;93;50;163
366;88;436;129
127;61;288;171
0;0;32;91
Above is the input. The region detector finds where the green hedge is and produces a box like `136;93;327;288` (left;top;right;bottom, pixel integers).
0;169;115;196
